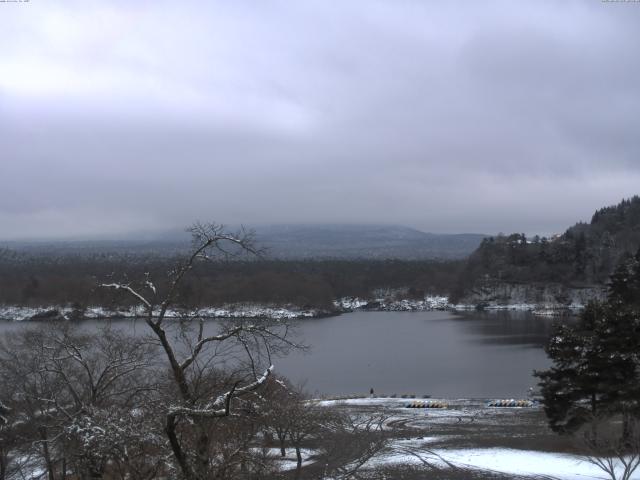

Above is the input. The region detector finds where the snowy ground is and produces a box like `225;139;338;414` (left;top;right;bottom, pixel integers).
318;397;640;480
377;446;636;479
249;448;317;472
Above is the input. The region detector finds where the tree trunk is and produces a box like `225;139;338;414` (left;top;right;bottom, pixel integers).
279;438;286;458
146;320;192;401
1;449;6;480
590;393;598;440
88;465;104;479
165;414;196;480
39;426;56;480
622;409;632;445
196;429;210;479
295;446;302;474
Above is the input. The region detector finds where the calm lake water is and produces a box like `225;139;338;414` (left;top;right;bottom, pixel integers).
276;310;557;398
0;310;561;398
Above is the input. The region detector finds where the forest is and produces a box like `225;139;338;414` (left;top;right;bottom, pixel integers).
450;196;640;300
1;197;640;311
0;251;462;311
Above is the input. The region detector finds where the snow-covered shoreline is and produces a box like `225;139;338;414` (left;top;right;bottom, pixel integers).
334;295;450;312
0;296;584;322
335;296;584;315
0;304;328;322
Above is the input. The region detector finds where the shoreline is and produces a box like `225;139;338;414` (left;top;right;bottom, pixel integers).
0;296;583;322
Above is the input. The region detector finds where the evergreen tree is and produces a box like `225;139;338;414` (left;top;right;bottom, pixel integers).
536;249;640;436
535;302;610;433
602;249;640;438
608;251;640;309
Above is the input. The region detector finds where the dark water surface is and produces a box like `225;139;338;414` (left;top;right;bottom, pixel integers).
276;310;558;398
0;310;562;398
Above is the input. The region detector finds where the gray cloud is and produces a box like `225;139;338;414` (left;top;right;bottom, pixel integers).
1;0;640;239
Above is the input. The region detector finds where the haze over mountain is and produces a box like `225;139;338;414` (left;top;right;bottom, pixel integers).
253;225;486;259
2;225;487;260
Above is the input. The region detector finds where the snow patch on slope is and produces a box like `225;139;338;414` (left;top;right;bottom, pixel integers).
378;447;639;479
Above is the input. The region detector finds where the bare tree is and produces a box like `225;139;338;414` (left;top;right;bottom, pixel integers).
580;416;640;480
0;400;17;480
259;376;297;458
102;222;300;480
0;223;302;479
288;399;328;476
316;409;392;480
0;323;159;480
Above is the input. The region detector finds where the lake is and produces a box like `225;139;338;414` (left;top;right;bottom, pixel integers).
276;310;557;398
0;310;560;398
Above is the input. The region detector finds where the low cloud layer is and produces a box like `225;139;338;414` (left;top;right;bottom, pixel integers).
2;0;639;239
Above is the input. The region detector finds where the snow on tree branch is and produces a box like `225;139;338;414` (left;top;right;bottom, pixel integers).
101;283;152;310
168;365;274;419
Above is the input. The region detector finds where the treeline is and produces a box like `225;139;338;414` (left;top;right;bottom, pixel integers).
452;196;640;300
3;196;640;309
0;251;463;309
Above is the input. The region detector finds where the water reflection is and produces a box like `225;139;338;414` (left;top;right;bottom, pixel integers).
450;311;573;348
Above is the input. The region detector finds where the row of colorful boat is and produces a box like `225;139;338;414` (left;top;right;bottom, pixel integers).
487;399;535;408
405;401;449;409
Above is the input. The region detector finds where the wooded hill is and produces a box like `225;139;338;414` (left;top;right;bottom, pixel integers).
452;196;640;300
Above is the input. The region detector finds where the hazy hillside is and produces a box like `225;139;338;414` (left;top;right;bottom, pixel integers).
253;225;486;259
2;225;487;261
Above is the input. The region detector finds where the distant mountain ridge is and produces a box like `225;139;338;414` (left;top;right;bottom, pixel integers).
253;225;486;259
1;224;487;260
0;224;487;260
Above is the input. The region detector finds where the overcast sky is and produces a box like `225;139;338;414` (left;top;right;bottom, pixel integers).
1;0;639;240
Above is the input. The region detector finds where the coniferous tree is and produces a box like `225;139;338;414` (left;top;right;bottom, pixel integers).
536;302;609;433
536;249;640;436
602;249;640;439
